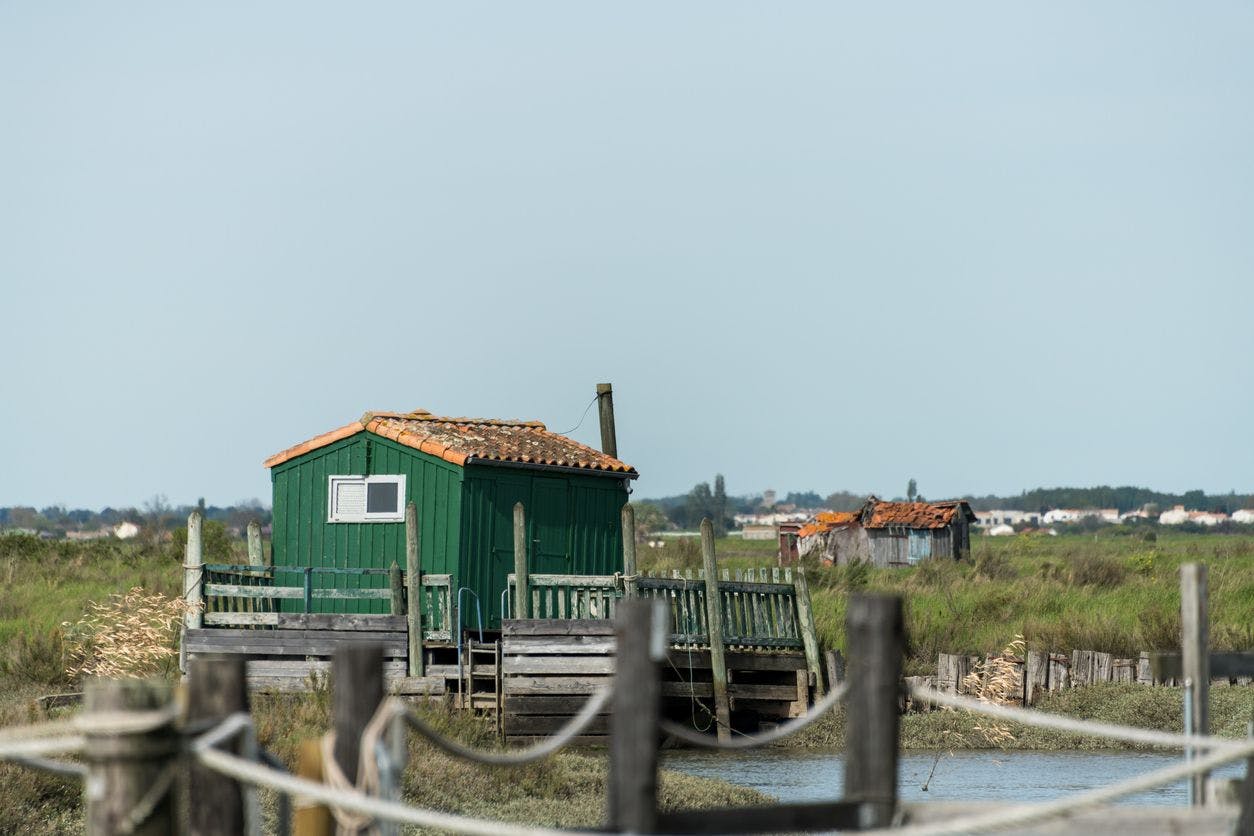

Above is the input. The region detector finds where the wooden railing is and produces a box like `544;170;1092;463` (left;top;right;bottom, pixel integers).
202;564;452;641
504;566;804;650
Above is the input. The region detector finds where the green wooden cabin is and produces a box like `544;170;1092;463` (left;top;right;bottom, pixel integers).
263;409;637;627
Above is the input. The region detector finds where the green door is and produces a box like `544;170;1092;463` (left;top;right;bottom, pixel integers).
531;477;571;575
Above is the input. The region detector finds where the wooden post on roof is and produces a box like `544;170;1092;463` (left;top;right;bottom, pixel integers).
514;502;529;618
405;501;423;677
1181;562;1209;805
621;504;638;599
185;510;204;630
596;382;618;459
794;566;825;698
700;518;732;743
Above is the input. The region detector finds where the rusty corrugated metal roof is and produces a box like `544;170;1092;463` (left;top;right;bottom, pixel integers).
264;409;637;476
864;500;968;529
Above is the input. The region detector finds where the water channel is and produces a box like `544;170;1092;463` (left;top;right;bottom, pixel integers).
663;749;1245;807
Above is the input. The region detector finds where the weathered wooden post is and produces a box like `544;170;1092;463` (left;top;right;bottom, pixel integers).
405;501;423;677
793;566;825;698
844;594;903;829
246;521;263;567
390;561;405;617
333;643;385;789
187;657;250;835
607;598;666;833
1025;649;1050;706
621;503;638;599
185;510;204;630
1181;562;1209;805
514;501;529;618
596;382;618;459
825;648;846;686
700;518;732;742
83;678;179;836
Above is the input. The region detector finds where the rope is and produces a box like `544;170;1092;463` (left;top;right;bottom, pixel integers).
0;735;87;760
398;688;611;765
195;746;600;836
878;736;1254;835
319;698;395;835
909;684;1249;752
6;754;87;779
660;682;849;749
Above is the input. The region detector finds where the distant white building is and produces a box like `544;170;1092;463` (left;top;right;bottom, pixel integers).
113;521;140;540
1042;508;1119;525
1233;509;1254;525
1159;505;1229;526
974;510;1041;528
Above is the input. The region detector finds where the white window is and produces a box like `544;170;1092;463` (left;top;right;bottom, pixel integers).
328;475;406;522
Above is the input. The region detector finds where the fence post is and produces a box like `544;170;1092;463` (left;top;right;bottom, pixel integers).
607;598;665;833
514;502;530;618
185;510;204;630
1181;562;1209;805
825;649;845;686
405;501;424;677
333;643;385;790
83;678;178;836
844;594;903;829
621;504;638;599
794;566;825;698
246;521;263;567
390;561;405;617
303;567;313;613
700;518;732;743
187;657;249;835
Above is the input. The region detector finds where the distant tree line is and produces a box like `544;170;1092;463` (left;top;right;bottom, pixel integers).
0;496;271;539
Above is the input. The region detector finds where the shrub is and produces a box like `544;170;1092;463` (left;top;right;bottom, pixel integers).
0;628;72;688
1067;554;1127;588
973;550;1016;582
63;587;193;680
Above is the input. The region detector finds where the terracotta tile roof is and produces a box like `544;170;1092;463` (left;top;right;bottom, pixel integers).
864;500;973;529
263;409;637;477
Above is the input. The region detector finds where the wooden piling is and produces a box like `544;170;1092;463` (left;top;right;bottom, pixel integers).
333;643;385;787
825;649;846;686
187;657;249;836
405;502;423;677
514;502;529;618
700;518;732;742
1025;650;1049;706
844;594;903;829
596;382;618;459
1181;562;1209;804
621;504;638;599
390;561;404;617
793;566;824;698
246;521;263;567
185;510;204;630
83;678;178;836
606;598;664;833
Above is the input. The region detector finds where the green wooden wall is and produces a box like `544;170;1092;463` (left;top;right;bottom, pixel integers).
269;434;463;613
459;466;628;627
269;432;629;622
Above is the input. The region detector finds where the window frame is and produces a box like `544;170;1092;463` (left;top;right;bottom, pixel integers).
327;474;407;523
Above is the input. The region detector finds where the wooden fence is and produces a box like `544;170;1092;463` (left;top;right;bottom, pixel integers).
201;564;453;642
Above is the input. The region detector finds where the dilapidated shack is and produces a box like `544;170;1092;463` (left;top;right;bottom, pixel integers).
797;496;975;567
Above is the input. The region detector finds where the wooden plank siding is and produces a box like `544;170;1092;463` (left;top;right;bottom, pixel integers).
269;434;463;614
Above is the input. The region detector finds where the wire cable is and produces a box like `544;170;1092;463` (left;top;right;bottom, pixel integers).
659;682;848;749
553;395;599;436
396;688;611;765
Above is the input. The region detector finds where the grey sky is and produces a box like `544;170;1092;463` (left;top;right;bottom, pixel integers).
2;2;1251;509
